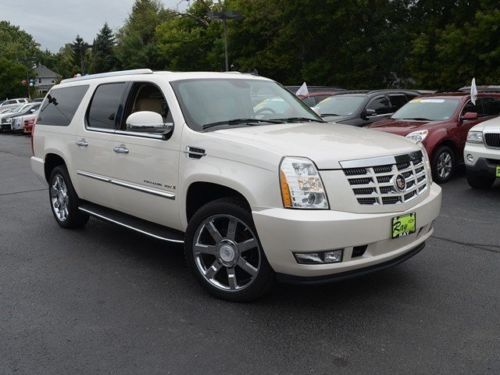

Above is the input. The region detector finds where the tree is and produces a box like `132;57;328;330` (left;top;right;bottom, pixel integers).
154;1;224;71
0;58;28;99
408;4;500;89
0;21;40;98
71;35;90;74
115;0;173;69
90;23;116;73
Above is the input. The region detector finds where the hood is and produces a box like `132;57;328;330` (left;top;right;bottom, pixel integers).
322;114;353;122
368;118;448;136
469;116;500;132
207;123;421;170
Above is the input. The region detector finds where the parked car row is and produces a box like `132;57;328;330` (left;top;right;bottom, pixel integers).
0;98;41;134
291;88;500;184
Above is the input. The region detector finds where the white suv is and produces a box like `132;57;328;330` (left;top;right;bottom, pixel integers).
31;69;442;301
464;115;500;188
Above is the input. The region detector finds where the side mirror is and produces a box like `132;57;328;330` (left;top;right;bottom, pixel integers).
362;108;376;119
461;112;478;121
125;111;173;135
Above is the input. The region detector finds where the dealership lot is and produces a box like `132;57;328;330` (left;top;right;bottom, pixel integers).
1;134;499;374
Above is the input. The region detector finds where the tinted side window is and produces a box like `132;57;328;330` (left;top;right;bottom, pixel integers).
367;96;391;114
461;100;476;115
37;85;89;126
88;83;127;129
389;95;408;110
477;97;500;116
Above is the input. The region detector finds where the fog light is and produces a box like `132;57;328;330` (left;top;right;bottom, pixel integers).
323;250;343;263
294;249;343;264
466;154;474;163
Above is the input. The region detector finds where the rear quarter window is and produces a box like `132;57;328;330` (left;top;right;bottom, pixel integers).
37;85;89;126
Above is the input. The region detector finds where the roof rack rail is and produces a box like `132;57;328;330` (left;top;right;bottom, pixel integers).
61;69;154;84
458;85;500;93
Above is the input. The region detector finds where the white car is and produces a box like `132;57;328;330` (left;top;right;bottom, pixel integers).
0;98;29;112
1;103;40;132
31;69;442;301
464;115;500;188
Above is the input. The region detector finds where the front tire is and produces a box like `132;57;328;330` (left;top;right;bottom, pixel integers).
185;198;274;302
466;172;495;189
431;146;456;184
49;165;89;228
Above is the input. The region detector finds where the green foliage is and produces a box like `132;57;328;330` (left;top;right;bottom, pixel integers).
0;21;39;65
0;58;28;99
0;21;39;98
1;0;499;93
409;6;500;89
154;1;224;71
115;0;174;69
71;35;91;74
90;23;116;73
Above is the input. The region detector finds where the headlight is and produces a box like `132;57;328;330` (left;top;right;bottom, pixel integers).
279;157;329;209
466;131;483;144
406;130;428;143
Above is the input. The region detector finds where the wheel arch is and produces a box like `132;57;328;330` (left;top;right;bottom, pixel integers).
185;181;252;224
44;153;67;182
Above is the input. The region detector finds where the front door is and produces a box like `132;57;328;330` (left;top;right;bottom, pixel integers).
106;81;181;230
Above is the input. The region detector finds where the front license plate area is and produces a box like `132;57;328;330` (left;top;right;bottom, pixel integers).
392;213;416;239
496;166;500;178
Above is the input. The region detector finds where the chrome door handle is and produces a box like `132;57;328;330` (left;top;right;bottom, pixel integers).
113;145;129;154
76;139;88;147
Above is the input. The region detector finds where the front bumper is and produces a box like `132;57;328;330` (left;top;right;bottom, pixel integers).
464;143;500;178
252;183;441;277
0;123;12;131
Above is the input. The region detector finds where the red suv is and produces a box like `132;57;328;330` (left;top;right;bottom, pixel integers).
368;93;500;183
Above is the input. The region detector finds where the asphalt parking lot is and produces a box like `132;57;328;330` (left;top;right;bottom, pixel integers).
1;134;499;374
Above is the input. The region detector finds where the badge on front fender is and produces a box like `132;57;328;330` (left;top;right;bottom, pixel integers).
392;213;416;238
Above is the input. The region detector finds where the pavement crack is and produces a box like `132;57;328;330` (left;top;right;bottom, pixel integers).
432;235;500;254
0;188;47;197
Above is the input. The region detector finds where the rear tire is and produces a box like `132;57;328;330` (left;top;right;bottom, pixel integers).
185;198;274;302
466;172;495;189
49;165;89;228
431;146;455;184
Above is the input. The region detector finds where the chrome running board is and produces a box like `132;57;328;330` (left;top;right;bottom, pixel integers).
78;202;184;244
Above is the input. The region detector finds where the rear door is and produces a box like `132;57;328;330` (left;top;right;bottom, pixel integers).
72;82;128;208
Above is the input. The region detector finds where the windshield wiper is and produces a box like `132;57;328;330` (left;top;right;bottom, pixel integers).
320;113;341;117
274;117;326;123
202;118;283;130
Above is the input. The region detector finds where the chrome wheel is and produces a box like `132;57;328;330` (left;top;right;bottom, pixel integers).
437;151;453;180
193;214;261;292
50;174;69;222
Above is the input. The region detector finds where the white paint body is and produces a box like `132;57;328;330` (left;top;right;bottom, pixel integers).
31;71;442;278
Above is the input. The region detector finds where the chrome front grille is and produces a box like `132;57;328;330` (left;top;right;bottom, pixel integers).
342;151;428;206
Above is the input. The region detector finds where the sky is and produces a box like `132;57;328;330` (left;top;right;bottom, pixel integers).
0;0;189;52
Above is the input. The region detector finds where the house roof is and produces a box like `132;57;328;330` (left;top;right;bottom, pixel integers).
34;64;59;78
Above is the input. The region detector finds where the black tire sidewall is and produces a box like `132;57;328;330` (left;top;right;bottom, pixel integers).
431;146;455;183
49;165;88;228
185;198;274;302
466;171;495;189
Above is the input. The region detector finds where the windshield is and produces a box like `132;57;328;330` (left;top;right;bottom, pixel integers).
171;78;322;131
316;95;366;116
392;98;460;121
